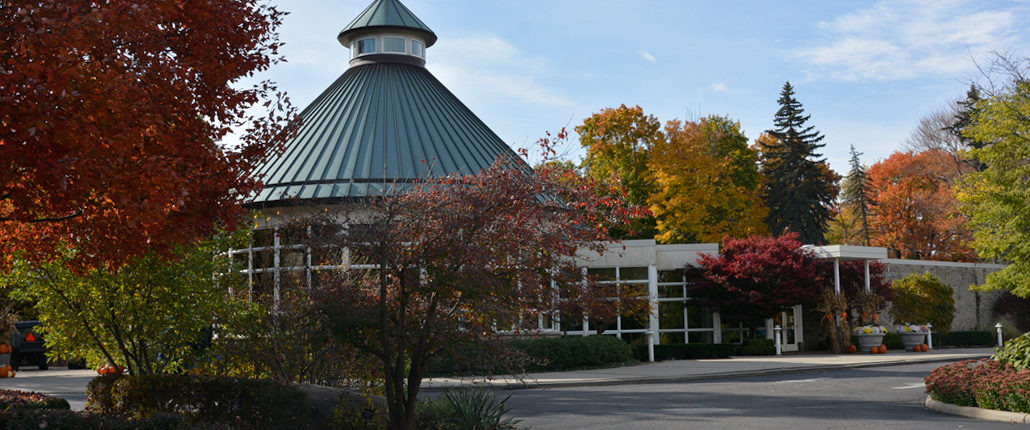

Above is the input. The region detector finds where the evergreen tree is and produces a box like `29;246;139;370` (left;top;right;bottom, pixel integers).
842;145;871;246
946;84;987;171
759;82;839;244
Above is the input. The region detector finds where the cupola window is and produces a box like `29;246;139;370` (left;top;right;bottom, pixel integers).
383;37;406;53
411;40;424;58
356;38;377;55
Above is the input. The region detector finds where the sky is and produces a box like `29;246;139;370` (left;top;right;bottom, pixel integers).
255;0;1030;173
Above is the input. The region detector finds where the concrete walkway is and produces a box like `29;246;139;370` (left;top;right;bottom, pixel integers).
422;347;994;391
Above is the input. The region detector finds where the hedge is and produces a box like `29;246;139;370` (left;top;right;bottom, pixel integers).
934;331;995;347
430;335;635;375
733;338;775;356
0;389;70;410
925;359;1030;413
0;409;185;430
633;343;735;361
86;374;310;429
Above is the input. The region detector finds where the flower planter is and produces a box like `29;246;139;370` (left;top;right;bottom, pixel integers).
899;333;926;350
896;324;929;351
856;333;886;352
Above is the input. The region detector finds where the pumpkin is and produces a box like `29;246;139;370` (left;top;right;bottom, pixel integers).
921;344;928;352
879;345;887;354
0;367;8;378
870;346;879;354
0;344;9;354
846;345;857;354
10;371;14;378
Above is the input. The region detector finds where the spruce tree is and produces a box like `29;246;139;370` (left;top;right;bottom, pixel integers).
842;145;871;245
759;82;838;244
946;84;987;171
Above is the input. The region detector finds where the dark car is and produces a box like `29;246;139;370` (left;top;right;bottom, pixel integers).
10;321;48;370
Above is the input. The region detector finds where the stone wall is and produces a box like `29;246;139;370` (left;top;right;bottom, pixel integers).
882;259;1007;331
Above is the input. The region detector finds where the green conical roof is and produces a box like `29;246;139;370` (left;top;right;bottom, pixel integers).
338;0;437;47
248;63;521;206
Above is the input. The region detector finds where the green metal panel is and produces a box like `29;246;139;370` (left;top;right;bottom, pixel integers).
338;0;437;47
248;63;522;206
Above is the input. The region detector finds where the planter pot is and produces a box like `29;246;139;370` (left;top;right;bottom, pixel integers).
900;332;927;350
856;334;886;352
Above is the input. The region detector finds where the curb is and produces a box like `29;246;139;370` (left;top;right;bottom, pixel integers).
925;396;1030;424
422;354;988;392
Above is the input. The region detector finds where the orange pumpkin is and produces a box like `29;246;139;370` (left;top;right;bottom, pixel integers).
0;367;8;378
847;345;857;354
870;346;879;354
0;344;9;354
921;344;929;352
879;345;887;354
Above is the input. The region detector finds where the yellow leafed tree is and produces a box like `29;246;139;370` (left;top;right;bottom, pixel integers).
649;116;768;243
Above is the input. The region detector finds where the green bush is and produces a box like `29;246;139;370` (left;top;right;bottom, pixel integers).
995;332;1030;370
0;389;71;410
734;338;775;355
634;343;735;361
510;335;634;371
85;374;310;428
415;389;523;430
938;331;995;347
890;272;955;333
0;409;185;430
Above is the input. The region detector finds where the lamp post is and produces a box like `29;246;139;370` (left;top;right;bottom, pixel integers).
996;322;1004;348
774;325;782;356
926;323;933;351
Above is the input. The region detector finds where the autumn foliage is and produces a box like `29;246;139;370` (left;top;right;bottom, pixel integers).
689;233;824;322
0;0;297;269
867;149;974;261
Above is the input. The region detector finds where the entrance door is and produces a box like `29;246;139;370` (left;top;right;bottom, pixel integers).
780;305;802;352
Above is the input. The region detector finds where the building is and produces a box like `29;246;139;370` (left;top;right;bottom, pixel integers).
231;0;1009;353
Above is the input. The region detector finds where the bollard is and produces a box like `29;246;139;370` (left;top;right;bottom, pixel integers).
927;323;933;351
997;322;1004;348
774;325;782;356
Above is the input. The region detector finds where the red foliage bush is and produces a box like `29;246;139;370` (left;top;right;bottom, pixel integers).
925;359;1030;412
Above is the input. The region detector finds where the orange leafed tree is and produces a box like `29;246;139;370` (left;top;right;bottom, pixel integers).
0;0;297;269
867;149;974;260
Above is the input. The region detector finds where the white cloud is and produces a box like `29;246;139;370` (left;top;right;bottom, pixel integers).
640;51;657;63
797;0;1019;81
428;35;573;107
709;83;730;92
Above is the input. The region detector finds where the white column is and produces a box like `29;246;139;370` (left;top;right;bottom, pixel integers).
834;258;841;294
864;260;871;293
774;325;782;355
713;311;722;344
648;265;660;346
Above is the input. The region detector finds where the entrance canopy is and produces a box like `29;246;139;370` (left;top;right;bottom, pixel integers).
805;245;889;294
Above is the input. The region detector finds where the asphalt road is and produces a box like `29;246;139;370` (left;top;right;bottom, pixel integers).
497;362;1023;429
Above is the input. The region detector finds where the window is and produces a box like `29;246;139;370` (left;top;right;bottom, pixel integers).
356;38;376;55
411;40;424;57
383;37;405;53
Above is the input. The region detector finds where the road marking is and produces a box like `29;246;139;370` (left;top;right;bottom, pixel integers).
772;378;828;384
892;383;926;390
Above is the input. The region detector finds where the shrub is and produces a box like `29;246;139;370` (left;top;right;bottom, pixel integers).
890;272;955;333
733;338;775;356
510;335;634;371
634;343;735;361
85;374;310;428
415;389;523;430
995;332;1030;370
939;331;995;347
0;389;70;410
0;409;184;430
925;359;1030;413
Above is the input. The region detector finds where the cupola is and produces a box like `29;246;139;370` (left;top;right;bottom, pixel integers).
337;0;437;67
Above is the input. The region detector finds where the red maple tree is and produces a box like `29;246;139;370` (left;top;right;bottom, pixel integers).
0;0;297;269
689;233;824;322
